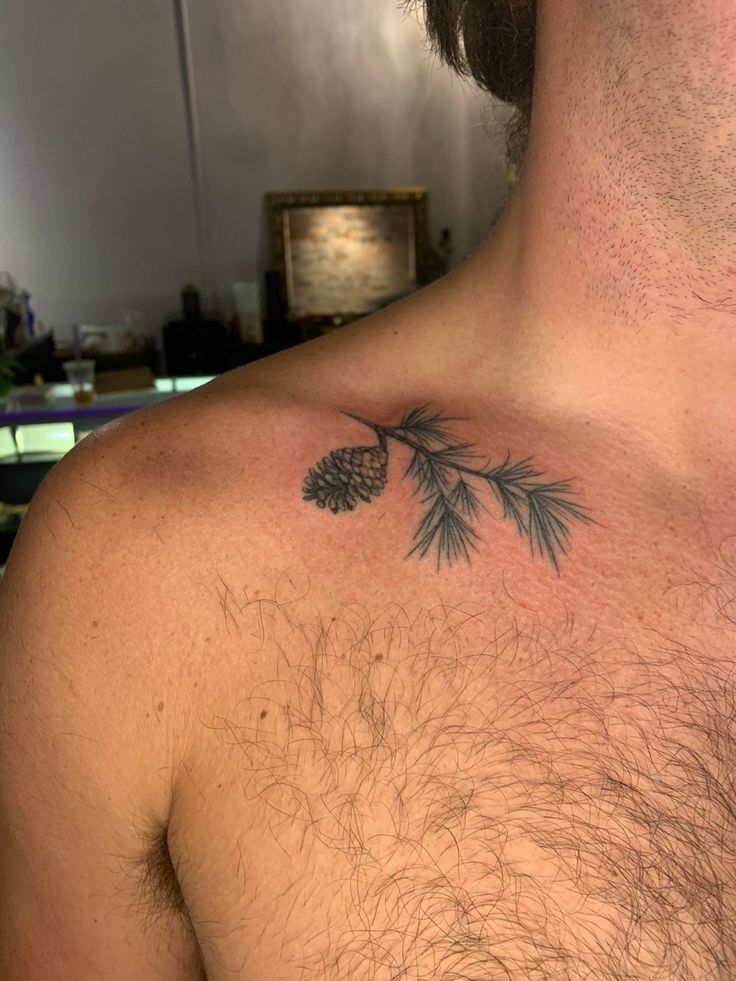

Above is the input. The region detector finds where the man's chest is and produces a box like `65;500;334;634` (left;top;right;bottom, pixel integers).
163;592;736;980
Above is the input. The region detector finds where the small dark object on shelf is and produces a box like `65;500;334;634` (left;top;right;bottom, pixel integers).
181;284;202;322
263;270;301;349
162;317;234;376
6;331;59;385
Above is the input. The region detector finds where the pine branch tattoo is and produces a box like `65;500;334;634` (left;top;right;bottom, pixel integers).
303;406;594;571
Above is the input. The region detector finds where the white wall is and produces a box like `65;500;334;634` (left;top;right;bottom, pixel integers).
0;1;511;342
0;1;200;343
189;0;511;308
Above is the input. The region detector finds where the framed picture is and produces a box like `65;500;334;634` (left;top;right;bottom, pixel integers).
266;188;430;329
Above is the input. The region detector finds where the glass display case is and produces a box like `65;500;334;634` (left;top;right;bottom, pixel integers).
0;376;214;573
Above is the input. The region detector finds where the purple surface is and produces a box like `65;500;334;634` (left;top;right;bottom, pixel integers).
0;404;144;426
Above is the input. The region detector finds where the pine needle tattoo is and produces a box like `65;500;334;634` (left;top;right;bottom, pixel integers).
303;406;593;570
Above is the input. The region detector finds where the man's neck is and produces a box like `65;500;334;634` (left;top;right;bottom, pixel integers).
449;0;736;481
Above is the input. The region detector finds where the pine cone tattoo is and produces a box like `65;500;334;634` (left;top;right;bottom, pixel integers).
303;444;389;513
303;408;594;569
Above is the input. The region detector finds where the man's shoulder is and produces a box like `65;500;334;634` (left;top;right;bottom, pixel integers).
47;325;610;644
0;371;304;807
75;346;598;606
81;294;449;520
52;362;366;600
1;369;307;656
71;362;322;507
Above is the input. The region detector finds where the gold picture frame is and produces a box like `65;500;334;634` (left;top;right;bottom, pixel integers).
266;188;430;329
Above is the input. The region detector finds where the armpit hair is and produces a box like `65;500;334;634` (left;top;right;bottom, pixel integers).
110;819;192;933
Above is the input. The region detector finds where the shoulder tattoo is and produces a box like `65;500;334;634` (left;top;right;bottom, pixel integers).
303;406;594;571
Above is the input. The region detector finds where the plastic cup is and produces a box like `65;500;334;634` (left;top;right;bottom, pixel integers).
62;359;96;404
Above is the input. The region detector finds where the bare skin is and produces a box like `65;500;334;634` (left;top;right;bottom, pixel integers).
2;1;736;977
